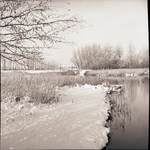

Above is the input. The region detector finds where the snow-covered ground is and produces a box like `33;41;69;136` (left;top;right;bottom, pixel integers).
79;70;90;76
1;85;110;149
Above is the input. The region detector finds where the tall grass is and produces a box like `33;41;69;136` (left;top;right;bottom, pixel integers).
1;71;106;104
1;72;89;104
1;72;61;104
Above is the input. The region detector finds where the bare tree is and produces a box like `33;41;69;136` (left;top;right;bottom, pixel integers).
126;42;135;68
138;47;149;68
102;44;113;69
112;45;123;69
70;49;81;69
70;43;127;70
0;0;85;68
71;43;103;70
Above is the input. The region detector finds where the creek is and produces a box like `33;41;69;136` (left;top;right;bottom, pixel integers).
99;76;149;149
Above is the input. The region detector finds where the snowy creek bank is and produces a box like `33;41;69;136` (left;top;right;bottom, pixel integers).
1;84;111;149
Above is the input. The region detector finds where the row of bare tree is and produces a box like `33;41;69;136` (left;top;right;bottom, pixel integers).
70;42;149;70
1;55;45;70
1;56;59;70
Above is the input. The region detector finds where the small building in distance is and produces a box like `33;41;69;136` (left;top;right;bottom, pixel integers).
59;63;77;70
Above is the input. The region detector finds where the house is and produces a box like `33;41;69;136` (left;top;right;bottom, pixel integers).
59;63;77;70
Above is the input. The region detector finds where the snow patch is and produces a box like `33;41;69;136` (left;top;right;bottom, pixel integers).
79;70;88;76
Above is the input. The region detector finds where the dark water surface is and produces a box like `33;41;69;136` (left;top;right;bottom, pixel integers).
99;76;149;149
72;75;149;149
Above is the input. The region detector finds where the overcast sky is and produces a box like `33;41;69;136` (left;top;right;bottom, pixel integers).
44;0;148;64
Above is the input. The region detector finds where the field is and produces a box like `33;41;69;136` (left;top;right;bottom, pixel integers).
85;68;149;76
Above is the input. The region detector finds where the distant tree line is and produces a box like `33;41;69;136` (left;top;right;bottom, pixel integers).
1;56;44;70
1;56;59;70
70;42;149;70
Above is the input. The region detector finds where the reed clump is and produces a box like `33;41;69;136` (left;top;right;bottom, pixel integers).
1;72;60;104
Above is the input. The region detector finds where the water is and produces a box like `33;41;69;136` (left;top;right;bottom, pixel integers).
81;75;149;149
100;76;149;149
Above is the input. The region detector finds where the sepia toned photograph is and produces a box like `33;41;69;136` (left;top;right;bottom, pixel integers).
1;0;149;149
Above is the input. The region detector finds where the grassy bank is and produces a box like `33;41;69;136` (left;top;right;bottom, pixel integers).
85;68;149;76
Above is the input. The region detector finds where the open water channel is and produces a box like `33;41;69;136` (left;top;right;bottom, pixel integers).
96;76;149;149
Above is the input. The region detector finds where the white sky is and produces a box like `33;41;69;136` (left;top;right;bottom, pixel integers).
44;0;148;64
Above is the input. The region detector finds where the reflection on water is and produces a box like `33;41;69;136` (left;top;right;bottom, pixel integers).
74;76;148;149
78;75;148;149
103;76;149;149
